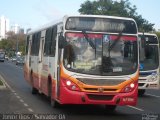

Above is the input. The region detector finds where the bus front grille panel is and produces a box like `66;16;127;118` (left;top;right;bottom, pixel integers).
139;78;147;81
140;74;149;77
84;88;117;92
87;94;114;101
139;83;145;86
78;78;125;86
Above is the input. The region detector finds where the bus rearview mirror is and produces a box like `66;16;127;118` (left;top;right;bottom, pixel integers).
58;35;67;49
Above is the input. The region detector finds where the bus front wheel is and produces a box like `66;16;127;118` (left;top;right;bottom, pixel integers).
138;89;146;96
105;105;117;112
30;73;38;94
49;83;60;108
51;99;60;108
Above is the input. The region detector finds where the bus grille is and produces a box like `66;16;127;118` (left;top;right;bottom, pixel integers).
87;94;114;101
84;88;117;92
139;83;145;86
139;74;150;77
139;79;147;81
78;78;125;86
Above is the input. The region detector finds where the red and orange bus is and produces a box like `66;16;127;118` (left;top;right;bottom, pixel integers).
24;15;139;111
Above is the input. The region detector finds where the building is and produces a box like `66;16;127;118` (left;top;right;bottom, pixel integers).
19;28;24;34
0;16;10;40
11;24;20;34
11;24;24;34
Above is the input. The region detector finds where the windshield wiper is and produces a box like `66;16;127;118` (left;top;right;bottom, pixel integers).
101;32;123;74
82;30;96;49
108;32;122;51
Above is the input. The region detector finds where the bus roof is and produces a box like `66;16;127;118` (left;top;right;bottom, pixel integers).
27;19;63;35
68;14;136;21
138;32;158;37
27;15;137;35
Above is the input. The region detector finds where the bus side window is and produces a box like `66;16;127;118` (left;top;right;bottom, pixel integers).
31;32;41;56
26;36;29;54
44;28;52;56
50;26;57;56
124;42;129;57
31;35;35;55
44;26;57;57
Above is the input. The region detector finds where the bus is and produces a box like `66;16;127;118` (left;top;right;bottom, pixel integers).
0;51;5;62
24;15;139;110
138;33;159;95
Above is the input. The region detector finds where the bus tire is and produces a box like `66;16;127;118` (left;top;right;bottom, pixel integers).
51;99;60;108
138;89;145;96
105;105;117;112
30;73;38;94
49;82;60;108
32;87;38;94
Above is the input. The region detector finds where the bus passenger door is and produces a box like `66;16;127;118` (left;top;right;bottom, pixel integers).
37;31;45;91
25;35;32;82
55;24;63;99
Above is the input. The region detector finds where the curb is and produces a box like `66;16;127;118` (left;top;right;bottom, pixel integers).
0;75;7;90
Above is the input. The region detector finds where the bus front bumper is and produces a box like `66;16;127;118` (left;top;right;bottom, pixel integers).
59;86;138;106
138;81;160;89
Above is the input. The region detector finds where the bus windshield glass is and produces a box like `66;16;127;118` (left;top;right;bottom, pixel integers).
66;17;137;34
63;32;138;76
139;35;159;71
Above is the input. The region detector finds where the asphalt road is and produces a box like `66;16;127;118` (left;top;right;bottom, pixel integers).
0;61;160;120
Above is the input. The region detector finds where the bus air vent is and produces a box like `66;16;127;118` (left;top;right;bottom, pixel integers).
78;78;125;86
87;94;114;101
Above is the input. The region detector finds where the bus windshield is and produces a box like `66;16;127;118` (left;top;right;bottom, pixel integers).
139;35;159;71
66;17;137;34
63;32;138;76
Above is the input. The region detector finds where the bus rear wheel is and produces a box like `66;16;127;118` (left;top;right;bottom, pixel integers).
32;87;38;94
138;89;146;96
30;73;38;94
105;105;117;112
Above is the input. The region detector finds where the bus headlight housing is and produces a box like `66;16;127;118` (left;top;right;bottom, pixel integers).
62;79;81;91
121;81;137;93
148;73;158;82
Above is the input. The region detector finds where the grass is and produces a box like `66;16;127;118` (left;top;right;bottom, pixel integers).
0;79;3;86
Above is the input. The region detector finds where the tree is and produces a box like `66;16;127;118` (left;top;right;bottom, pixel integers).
79;0;155;32
155;32;160;39
0;32;26;56
155;31;160;45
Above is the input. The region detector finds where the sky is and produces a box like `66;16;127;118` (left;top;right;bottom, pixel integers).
0;0;159;31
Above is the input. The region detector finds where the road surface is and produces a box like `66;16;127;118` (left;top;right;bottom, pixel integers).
0;61;160;120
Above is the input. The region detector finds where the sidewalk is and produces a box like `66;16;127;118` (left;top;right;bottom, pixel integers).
0;75;9;112
0;75;29;113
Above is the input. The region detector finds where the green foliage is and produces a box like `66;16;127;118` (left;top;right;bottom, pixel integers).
154;32;160;46
155;32;160;39
0;39;13;50
0;33;26;56
79;0;154;32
